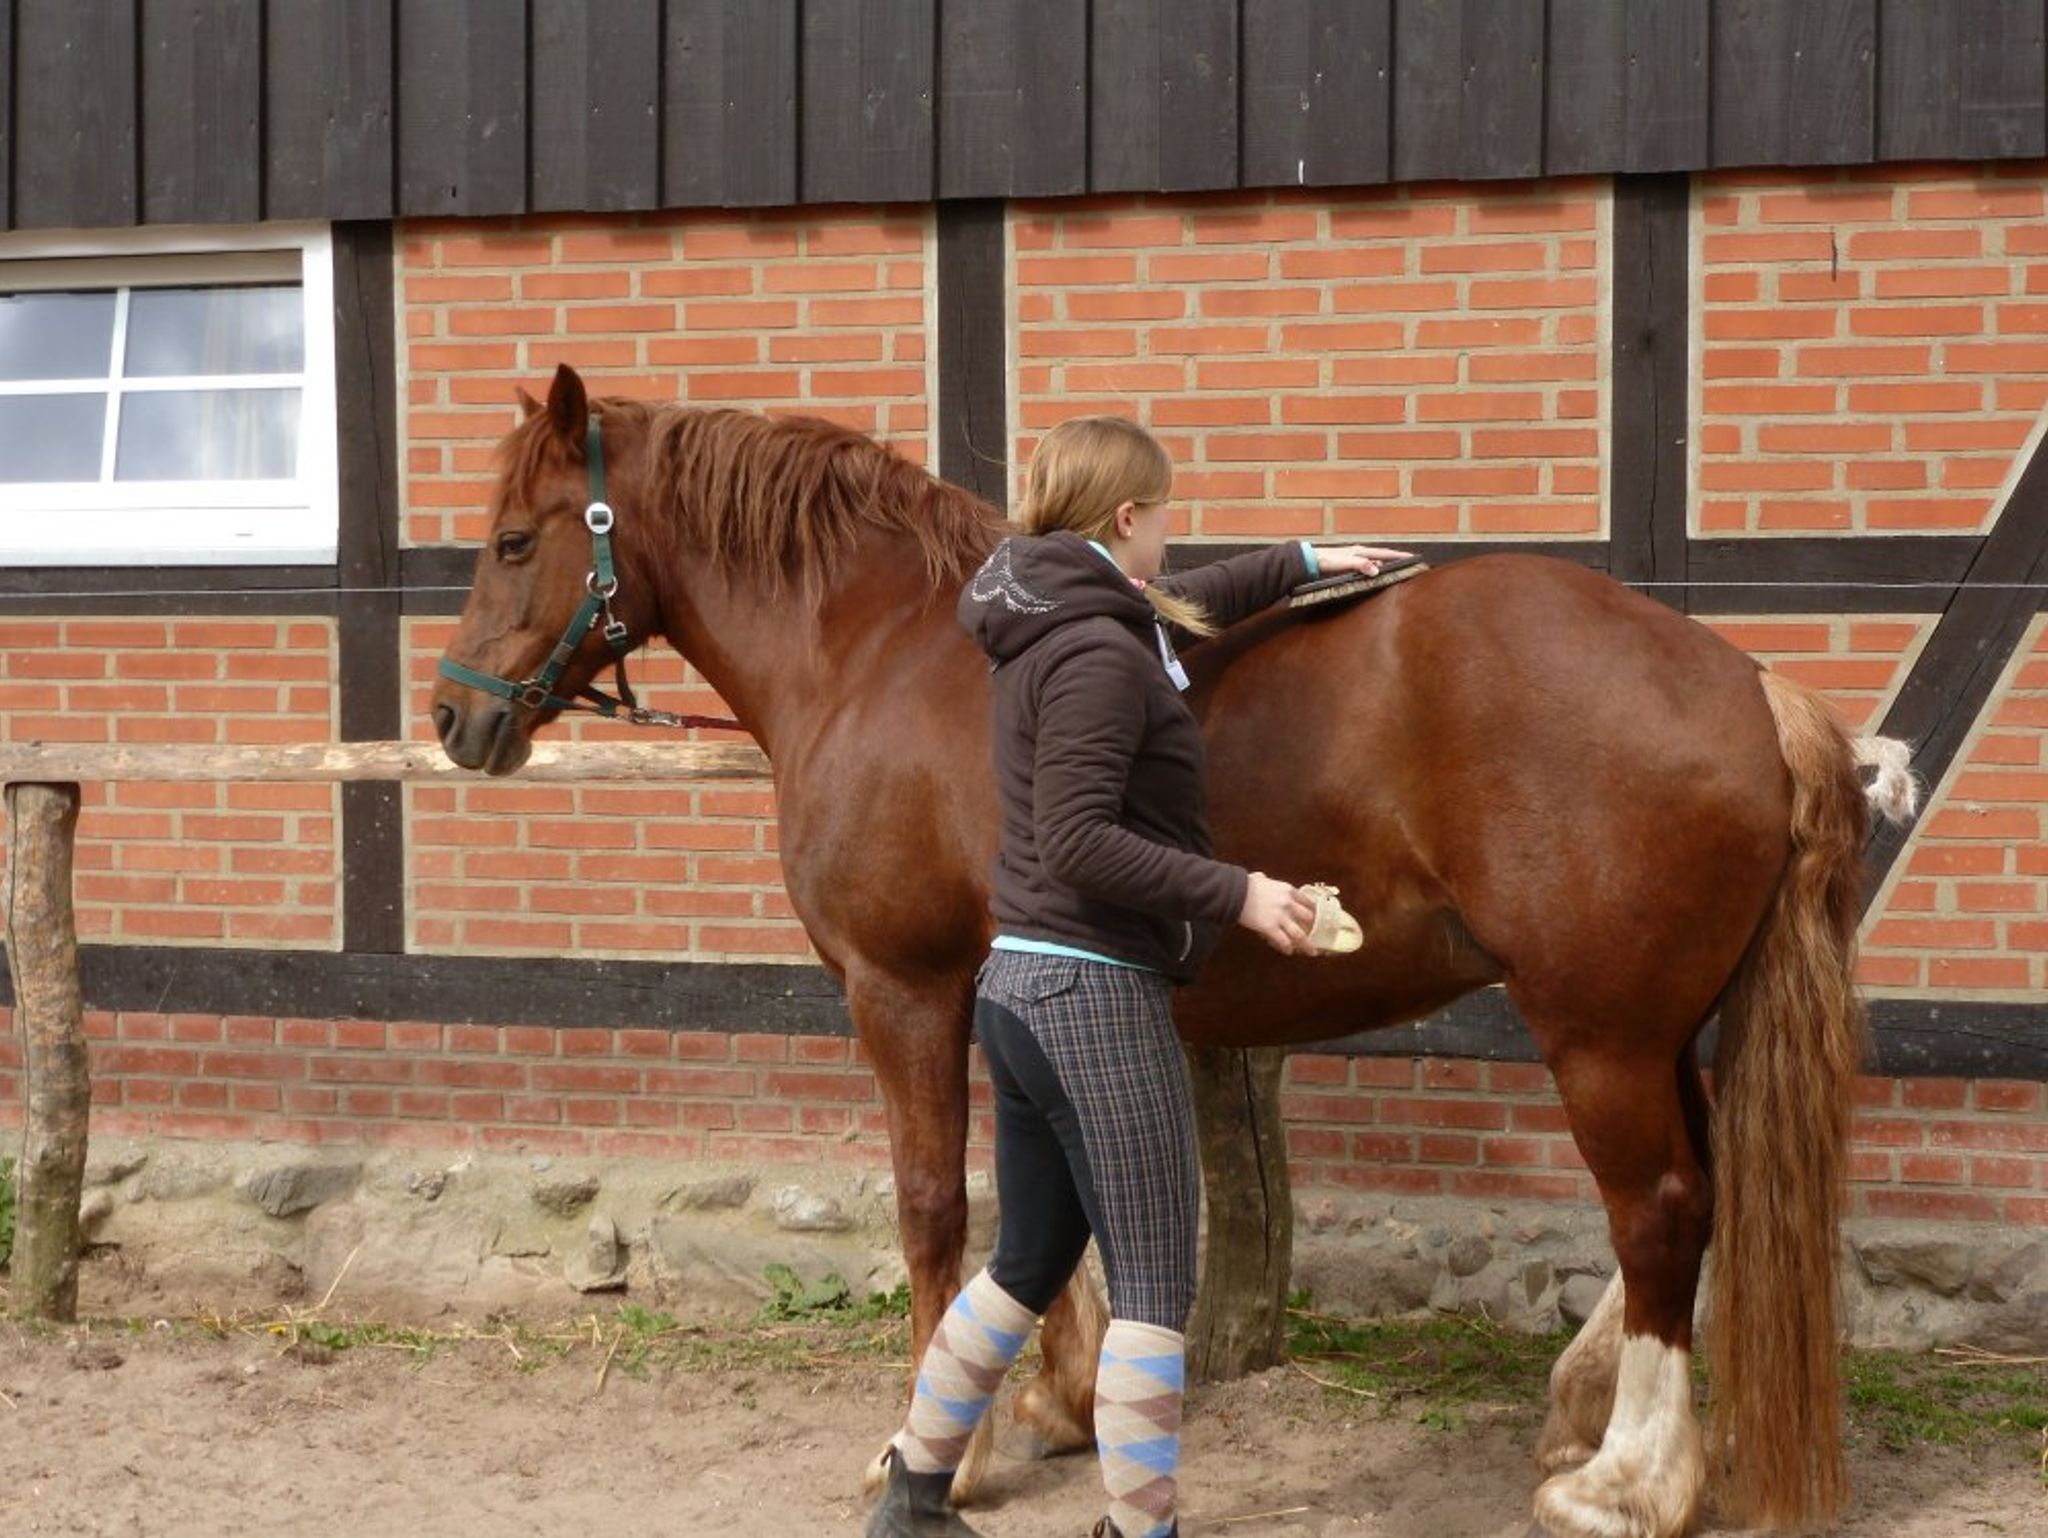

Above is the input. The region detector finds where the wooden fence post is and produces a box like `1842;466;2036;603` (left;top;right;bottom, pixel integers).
4;781;90;1321
1184;1043;1294;1380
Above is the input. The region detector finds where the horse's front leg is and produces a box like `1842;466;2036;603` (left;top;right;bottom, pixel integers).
846;968;1001;1502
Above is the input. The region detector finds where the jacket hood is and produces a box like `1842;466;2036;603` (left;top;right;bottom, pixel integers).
958;531;1154;664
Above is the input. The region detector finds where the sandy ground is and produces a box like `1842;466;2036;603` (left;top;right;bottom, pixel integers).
0;1272;2040;1537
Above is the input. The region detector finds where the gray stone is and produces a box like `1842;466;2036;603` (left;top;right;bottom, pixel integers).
1857;1236;1972;1297
406;1170;447;1203
1558;1273;1609;1327
132;1157;227;1203
646;1217;880;1310
1522;1260;1553;1306
490;1224;554;1260
531;1172;601;1216
1967;1241;2046;1305
1446;1235;1493;1278
85;1152;148;1189
79;1188;115;1234
242;1161;361;1219
1293;1249;1438;1319
672;1174;754;1211
1967;1291;2048;1356
564;1215;628;1293
773;1186;852;1233
1459;1274;1515;1323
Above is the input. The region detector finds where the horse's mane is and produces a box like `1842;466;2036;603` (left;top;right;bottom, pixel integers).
582;399;1005;602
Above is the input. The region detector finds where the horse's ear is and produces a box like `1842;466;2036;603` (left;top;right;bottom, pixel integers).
516;386;544;419
544;363;588;444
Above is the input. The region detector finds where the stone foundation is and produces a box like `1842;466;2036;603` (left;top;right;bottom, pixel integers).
41;1137;2047;1354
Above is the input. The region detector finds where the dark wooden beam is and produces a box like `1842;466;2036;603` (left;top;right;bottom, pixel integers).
333;221;405;955
934;199;1009;509
1608;172;1692;608
2;944;2034;1080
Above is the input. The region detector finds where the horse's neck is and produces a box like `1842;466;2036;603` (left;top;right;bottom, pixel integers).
659;537;958;761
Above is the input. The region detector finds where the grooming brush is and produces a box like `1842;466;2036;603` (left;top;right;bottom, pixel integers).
1303;884;1363;955
1286;555;1429;612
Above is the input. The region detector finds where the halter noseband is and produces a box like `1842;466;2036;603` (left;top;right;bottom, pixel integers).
438;414;735;732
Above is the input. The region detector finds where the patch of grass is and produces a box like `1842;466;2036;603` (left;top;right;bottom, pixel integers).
1287;1292;2047;1477
264;1317;446;1362
756;1264;912;1326
1285;1294;1568;1432
1845;1349;2048;1463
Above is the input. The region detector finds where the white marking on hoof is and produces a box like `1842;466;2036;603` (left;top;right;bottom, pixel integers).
1531;1335;1703;1538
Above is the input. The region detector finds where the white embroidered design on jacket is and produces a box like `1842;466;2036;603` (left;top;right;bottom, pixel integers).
968;543;1062;615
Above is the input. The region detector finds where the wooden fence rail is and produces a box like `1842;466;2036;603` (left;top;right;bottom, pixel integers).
0;739;769;1321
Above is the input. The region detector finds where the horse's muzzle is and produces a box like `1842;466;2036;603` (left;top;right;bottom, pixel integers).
434;697;532;777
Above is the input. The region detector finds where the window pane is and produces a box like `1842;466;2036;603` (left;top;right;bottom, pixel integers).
0;394;106;480
125;285;304;377
0;291;116;381
114;388;301;480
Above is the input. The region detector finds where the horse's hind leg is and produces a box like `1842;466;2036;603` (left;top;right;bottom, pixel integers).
1014;1265;1106;1456
1535;1271;1624;1474
1527;1039;1713;1538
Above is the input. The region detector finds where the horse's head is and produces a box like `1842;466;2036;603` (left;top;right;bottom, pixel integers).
432;364;657;775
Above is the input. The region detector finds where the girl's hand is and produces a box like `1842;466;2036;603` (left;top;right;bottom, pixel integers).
1313;544;1415;578
1239;872;1318;956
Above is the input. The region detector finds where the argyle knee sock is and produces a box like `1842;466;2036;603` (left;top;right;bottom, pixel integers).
894;1270;1036;1474
1095;1318;1186;1538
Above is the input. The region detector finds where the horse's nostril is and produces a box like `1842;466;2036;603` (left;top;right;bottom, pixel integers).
431;703;456;744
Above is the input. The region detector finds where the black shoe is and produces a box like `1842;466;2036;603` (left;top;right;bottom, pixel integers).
865;1447;983;1538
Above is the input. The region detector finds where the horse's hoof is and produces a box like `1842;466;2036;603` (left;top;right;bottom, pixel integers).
1013;1381;1094;1459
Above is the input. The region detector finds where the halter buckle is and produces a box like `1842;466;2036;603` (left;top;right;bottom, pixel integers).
587;571;620;600
518;681;551;710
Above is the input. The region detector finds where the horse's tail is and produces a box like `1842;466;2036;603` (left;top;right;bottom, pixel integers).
1707;671;1916;1528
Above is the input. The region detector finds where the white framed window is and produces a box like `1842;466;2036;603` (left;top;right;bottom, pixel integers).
0;223;338;566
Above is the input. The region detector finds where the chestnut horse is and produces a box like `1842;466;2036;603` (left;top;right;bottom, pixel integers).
433;366;1913;1538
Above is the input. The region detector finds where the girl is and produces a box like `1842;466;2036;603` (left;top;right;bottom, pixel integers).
868;416;1408;1538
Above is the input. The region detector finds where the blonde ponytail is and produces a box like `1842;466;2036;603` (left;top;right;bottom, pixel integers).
1141;586;1215;639
1018;416;1214;637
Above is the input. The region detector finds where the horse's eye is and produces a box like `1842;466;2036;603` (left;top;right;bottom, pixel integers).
495;530;535;562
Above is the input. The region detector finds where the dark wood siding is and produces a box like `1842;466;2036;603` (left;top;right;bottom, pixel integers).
142;0;263;226
8;0;2045;230
263;0;394;221
801;0;938;205
531;0;662;213
397;0;529;218
14;0;138;229
664;0;801;208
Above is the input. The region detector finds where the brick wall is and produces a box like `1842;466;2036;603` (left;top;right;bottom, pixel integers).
401;209;933;547
1012;184;1606;539
401;619;801;961
0;618;338;946
0;1016;2038;1229
1695;166;2048;535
